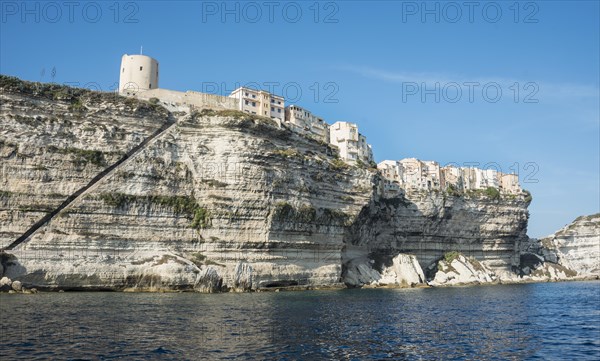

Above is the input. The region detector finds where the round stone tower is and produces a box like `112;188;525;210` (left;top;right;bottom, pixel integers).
118;54;159;95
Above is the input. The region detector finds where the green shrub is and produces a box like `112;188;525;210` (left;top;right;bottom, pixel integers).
321;208;350;225
191;207;211;229
523;190;532;203
331;158;348;170
216;109;250;119
47;146;107;167
68;99;86;113
98;193;211;229
203;179;228;188
484;187;500;200
273;149;300;158
272;202;349;225
445;184;461;197
444;251;460;264
297;205;317;222
273;201;294;220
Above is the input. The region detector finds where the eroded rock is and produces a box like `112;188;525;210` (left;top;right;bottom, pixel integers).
11;280;22;292
428;254;495;286
194;267;222;293
0;276;12;291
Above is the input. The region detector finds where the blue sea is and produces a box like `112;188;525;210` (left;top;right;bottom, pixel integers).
1;281;599;360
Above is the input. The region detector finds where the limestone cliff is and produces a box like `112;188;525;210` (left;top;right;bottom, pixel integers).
341;189;530;287
519;214;599;280
0;76;534;291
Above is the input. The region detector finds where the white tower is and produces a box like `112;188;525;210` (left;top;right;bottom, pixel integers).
119;54;159;95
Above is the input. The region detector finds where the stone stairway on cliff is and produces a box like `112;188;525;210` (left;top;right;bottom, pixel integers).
1;114;180;251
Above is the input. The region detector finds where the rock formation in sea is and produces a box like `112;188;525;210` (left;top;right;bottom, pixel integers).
0;76;595;292
517;213;599;282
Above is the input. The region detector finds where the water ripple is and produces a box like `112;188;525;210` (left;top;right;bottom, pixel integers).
0;282;599;360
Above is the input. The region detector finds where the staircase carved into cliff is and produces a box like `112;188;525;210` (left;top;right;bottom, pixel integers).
1;114;179;251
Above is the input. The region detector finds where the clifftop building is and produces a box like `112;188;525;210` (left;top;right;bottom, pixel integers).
119;54;159;95
500;173;520;194
329;121;373;165
117;53;376;164
284;105;329;143
229;87;285;121
379;159;522;195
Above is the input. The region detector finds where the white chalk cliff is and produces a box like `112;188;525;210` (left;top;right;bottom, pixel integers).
0;76;595;292
519;214;599;280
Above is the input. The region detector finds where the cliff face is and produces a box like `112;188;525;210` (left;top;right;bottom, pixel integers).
521;214;599;279
341;190;530;286
0;76;533;291
0;80;171;249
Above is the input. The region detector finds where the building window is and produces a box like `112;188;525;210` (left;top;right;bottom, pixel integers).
149;83;152;89
277;109;281;113
264;111;267;115
252;94;256;98
271;107;274;111
140;66;143;71
245;100;249;105
122;68;124;73
245;92;249;96
252;102;256;106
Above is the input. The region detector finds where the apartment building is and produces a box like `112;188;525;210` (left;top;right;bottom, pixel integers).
358;134;374;165
284;105;330;143
329;121;373;164
229;87;285;121
422;161;442;190
398;158;423;189
474;168;499;189
380;160;522;195
500;173;521;194
378;160;402;182
441;165;462;190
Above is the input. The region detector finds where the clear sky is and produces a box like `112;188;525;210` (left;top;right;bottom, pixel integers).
1;1;598;237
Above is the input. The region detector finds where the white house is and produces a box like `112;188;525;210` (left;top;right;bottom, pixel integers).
398;158;424;189
284;105;330;143
229;87;284;121
379;160;521;195
474;169;499;189
422;161;442;190
500;173;521;194
329;121;373;164
441;165;463;190
378;160;402;182
358;134;373;165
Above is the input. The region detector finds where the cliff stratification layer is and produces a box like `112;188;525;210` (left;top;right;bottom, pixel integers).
0;76;536;291
519;214;599;281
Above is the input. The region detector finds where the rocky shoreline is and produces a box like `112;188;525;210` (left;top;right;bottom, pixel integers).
0;276;37;294
1;273;598;295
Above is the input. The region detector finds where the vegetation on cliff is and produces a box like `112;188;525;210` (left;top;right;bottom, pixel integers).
272;201;351;226
98;193;211;229
0;74;168;117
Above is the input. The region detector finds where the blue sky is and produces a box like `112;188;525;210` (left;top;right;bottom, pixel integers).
1;1;598;237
